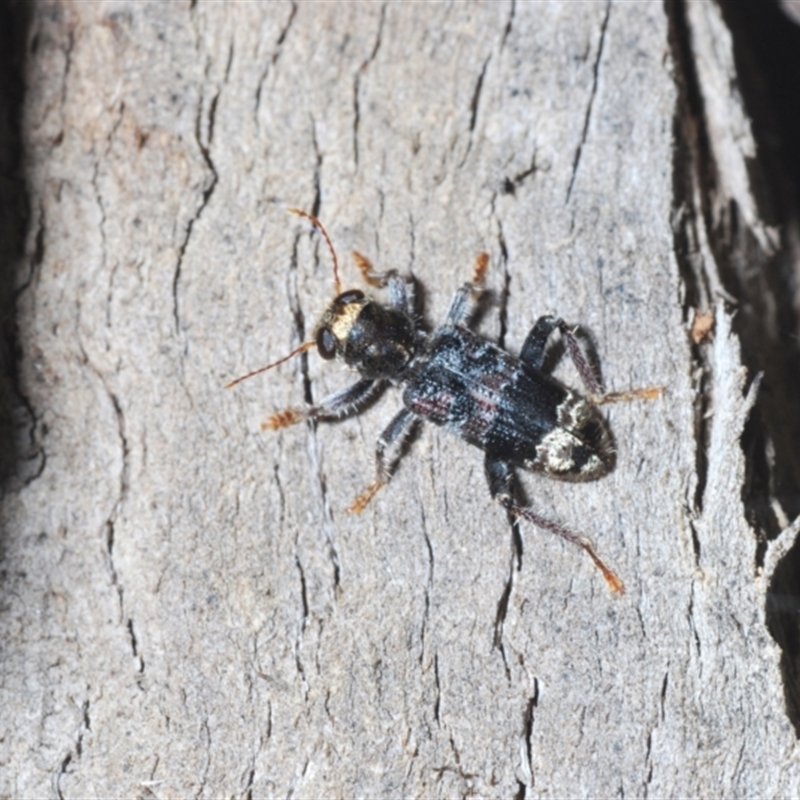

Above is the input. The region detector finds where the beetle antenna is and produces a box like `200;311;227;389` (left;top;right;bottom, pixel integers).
288;207;342;295
225;340;315;389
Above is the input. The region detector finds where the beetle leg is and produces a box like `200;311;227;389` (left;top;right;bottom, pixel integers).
521;316;664;404
347;407;419;513
520;315;562;370
353;252;416;315
262;378;382;430
592;386;665;404
521;315;604;395
444;252;490;326
484;455;625;594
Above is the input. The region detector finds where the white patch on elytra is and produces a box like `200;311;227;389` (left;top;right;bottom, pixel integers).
530;390;613;480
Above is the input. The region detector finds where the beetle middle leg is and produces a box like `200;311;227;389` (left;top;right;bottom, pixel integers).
484;454;625;594
347;406;419;513
521;315;663;404
263;378;382;430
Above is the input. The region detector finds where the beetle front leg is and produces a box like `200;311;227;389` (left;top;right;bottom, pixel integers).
263;378;383;430
484;455;625;594
352;252;416;315
347;406;419;513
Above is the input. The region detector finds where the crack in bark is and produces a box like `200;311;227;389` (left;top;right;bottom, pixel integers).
127;617;145;676
432;734;478;786
309;118;322;219
459;53;491;167
520;680;538;790
687;582;702;664
60;27;75;109
55;752;71;799
195;717;212;800
433;652;441;724
492;567;513;682
293;554;310;703
295;554;309;629
172;87;220;333
353;2;386;169
75;333;142;698
106;386;130;615
54;697;91;799
8;316;47;485
665;0;716;521
468;55;490;135
243;766;255;800
418;502;434;665
255;1;297;118
501;0;516;50
224;40;234;83
78;699;91;756
316;455;341;591
643;731;653;796
565;0;611;204
91;156;119;339
641;667;669;796
491;199;511;351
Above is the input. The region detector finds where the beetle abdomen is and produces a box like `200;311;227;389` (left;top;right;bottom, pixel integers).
403;326;613;481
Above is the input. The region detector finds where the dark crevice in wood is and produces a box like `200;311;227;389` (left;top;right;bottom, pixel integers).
501;0;516;51
172;88;219;334
715;3;800;538
0;0;34;494
458;52;491;167
353;2;386;169
254;1;297;120
668;0;800;549
522;680;538;785
566;0;610;205
665;0;714;521
492;566;513;681
719;2;800;528
668;0;800;736
721;0;800;739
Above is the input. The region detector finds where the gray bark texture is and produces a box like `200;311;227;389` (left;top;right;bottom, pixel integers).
2;1;800;797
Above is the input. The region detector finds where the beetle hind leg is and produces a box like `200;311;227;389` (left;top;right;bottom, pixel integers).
592;386;664;404
484;455;625;594
520;316;663;404
521;316;605;394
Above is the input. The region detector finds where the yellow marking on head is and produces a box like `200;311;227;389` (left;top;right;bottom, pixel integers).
328;300;364;345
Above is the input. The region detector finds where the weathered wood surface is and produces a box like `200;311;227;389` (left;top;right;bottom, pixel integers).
2;1;799;797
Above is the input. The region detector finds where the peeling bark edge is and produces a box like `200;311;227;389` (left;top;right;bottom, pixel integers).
668;0;800;736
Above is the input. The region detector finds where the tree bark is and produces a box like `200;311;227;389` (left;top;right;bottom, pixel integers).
2;1;799;797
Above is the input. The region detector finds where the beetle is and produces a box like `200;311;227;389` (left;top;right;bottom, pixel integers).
227;210;661;594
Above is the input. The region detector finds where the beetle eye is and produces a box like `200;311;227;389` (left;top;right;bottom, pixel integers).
334;289;364;306
316;327;336;360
